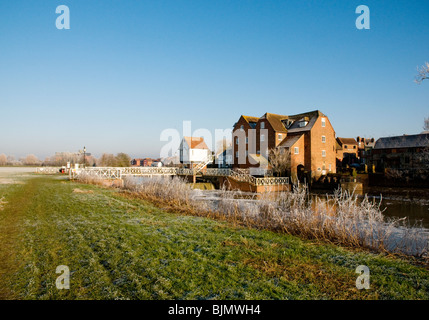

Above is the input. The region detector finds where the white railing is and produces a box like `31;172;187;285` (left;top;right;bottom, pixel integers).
204;168;233;176
176;168;194;175
71;167;177;179
254;177;289;186
121;167;178;175
70;166;290;186
193;155;214;174
36;167;62;174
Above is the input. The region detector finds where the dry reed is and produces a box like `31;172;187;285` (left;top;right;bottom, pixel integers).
78;174;429;259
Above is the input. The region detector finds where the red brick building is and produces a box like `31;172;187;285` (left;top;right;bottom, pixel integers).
232;110;337;181
336;137;358;161
131;158;161;167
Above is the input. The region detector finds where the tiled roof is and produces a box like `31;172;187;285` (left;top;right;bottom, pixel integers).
183;137;209;149
278;133;304;148
238;110;325;133
262;113;289;132
337;137;358;146
242;115;260;123
284;110;325;133
374;133;429;150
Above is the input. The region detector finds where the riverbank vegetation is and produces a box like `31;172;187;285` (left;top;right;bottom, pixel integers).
100;176;428;260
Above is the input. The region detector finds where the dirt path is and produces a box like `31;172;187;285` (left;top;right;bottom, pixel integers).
0;177;38;299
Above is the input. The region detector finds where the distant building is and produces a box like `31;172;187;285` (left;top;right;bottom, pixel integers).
131;157;161;167
356;136;375;166
131;158;144;166
179;137;211;166
336;137;359;168
372;133;429;171
151;161;163;167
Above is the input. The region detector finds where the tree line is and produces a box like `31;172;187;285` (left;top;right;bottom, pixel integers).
0;152;132;167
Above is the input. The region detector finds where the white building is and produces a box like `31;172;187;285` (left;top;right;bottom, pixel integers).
179;137;211;165
151;161;163;167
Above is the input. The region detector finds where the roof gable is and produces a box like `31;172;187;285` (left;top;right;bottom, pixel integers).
278;133;304;148
374;133;429;149
337;137;358;146
183;137;209;149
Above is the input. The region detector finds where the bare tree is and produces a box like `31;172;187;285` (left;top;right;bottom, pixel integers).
22;154;41;166
424;117;429;131
0;154;7;166
415;62;429;84
268;148;291;177
6;155;15;165
98;153;117;167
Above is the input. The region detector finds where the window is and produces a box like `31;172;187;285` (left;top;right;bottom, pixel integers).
245;150;248;157
278;134;282;141
257;150;260;154
260;134;265;142
322;136;326;143
329;164;332;171
294;147;299;154
353;146;356;149
246;137;248;144
285;119;293;128
236;137;239;145
260;122;265;129
236;151;239;158
344;145;348;149
298;121;308;128
321;118;326;127
240;125;244;131
322;150;326;157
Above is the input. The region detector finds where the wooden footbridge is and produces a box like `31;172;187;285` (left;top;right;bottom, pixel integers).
36;166;289;191
68;167;288;188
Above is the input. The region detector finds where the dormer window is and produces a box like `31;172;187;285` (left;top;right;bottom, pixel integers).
283;119;293;128
298;121;308;128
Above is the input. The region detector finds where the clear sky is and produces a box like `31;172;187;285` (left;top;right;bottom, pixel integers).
1;0;428;159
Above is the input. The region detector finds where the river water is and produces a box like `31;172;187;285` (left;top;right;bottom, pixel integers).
191;187;429;229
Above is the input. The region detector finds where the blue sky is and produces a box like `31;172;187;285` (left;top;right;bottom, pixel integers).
0;0;428;159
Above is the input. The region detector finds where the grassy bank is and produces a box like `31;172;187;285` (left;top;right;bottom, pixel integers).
0;175;428;299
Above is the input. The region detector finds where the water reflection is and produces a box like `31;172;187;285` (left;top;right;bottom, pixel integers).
191;188;429;229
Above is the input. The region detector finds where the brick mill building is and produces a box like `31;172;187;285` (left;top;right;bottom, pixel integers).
372;133;429;171
232;110;337;181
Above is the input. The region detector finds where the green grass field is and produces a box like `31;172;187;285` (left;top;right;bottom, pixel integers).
0;172;428;300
